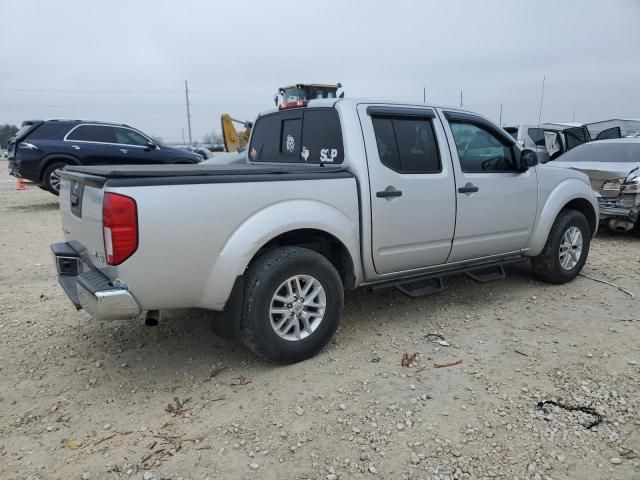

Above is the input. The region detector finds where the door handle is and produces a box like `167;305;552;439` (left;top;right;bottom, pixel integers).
376;186;403;198
458;182;479;194
71;145;80;150
120;149;129;154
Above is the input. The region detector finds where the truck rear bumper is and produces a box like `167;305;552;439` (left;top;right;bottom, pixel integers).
52;242;141;321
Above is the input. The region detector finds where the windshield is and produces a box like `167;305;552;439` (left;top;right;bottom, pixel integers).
558;142;640;163
282;86;337;103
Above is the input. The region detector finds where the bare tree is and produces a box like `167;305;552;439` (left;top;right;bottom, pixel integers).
202;132;223;144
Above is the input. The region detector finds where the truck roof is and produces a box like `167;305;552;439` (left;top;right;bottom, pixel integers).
258;97;478;119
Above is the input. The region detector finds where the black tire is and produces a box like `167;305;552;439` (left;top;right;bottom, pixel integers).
240;246;344;364
42;162;68;195
531;209;591;284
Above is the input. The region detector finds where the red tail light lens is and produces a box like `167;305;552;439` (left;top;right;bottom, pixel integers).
103;192;138;265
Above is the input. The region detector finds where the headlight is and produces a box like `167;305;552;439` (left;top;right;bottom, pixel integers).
601;178;624;193
18;142;38;150
622;177;640;194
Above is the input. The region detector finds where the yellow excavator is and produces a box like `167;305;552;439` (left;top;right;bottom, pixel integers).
220;114;252;153
220;83;343;152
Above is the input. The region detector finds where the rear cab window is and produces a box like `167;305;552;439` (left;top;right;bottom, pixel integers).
249;108;344;164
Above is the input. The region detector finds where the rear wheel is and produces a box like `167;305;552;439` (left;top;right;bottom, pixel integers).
531;209;591;284
42;162;68;195
240;246;344;363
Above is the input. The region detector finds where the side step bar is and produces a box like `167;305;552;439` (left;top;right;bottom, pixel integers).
369;256;527;298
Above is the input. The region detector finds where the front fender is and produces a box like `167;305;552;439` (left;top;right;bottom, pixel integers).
528;178;598;257
199;199;360;310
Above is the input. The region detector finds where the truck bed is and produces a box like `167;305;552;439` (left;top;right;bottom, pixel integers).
57;162;360;312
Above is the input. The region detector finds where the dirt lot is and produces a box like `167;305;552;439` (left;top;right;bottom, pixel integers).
0;166;639;480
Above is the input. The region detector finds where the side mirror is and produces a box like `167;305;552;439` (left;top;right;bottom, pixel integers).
147;141;158;150
518;149;538;171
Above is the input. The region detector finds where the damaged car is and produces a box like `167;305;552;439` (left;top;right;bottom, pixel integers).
552;138;640;233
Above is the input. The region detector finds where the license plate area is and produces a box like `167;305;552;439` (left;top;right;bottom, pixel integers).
70;180;85;218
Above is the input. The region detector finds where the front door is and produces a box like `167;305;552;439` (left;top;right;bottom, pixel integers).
442;112;538;263
112;126;158;164
358;105;456;275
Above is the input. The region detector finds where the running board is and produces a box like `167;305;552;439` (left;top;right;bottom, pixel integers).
369;256;526;298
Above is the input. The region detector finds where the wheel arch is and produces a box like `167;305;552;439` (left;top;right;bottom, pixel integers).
528;179;598;257
39;154;81;182
252;228;357;290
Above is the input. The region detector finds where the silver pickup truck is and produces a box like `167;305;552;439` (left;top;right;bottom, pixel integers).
52;99;598;363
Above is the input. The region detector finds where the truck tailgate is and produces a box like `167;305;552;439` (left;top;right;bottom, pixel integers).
58;171;109;267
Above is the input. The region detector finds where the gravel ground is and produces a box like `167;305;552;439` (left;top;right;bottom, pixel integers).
0;165;639;480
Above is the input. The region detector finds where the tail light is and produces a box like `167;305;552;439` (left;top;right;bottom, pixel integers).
103;192;138;265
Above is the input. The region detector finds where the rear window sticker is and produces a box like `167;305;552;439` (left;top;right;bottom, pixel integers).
320;148;338;162
286;134;295;152
301;146;310;161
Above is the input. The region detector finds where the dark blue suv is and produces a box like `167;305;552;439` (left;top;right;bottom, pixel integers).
8;119;202;194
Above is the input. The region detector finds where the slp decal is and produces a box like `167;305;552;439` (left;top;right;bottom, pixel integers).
301;146;310;161
320;148;338;162
286;134;295;152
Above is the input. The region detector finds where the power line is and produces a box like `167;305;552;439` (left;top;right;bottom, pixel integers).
0;87;272;98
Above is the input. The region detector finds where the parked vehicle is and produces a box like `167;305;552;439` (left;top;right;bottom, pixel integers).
7;119;202;195
552;138;640;232
51;99;598;363
505;123;622;163
503;125;550;163
586;119;640;139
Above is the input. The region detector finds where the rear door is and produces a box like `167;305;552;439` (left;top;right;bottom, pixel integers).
65;124;127;164
563;126;590;151
442;111;537;262
358;105;456;274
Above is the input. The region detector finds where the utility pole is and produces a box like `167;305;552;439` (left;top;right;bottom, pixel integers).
181;128;186;144
537;75;546;127
459;89;463;108
423;86;426;104
184;80;193;145
499;104;503;126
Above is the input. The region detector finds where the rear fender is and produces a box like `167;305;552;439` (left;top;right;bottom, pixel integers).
528;178;598;256
199;199;360;310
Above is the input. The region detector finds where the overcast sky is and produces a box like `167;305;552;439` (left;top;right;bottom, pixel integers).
1;0;639;143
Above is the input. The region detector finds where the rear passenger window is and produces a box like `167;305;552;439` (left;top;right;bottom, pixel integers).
371;117;441;173
249;108;343;163
66;125;116;143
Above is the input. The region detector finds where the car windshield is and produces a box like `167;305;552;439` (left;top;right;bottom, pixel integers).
559;142;640;163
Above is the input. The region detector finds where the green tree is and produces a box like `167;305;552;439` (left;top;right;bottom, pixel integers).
0;124;19;149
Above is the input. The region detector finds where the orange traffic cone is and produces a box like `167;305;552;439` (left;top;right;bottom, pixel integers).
16;178;26;190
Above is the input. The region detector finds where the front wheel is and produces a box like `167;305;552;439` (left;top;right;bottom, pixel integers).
240;246;344;363
531;209;591;284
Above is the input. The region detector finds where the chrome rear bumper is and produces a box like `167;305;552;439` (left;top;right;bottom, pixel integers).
52;242;141;321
